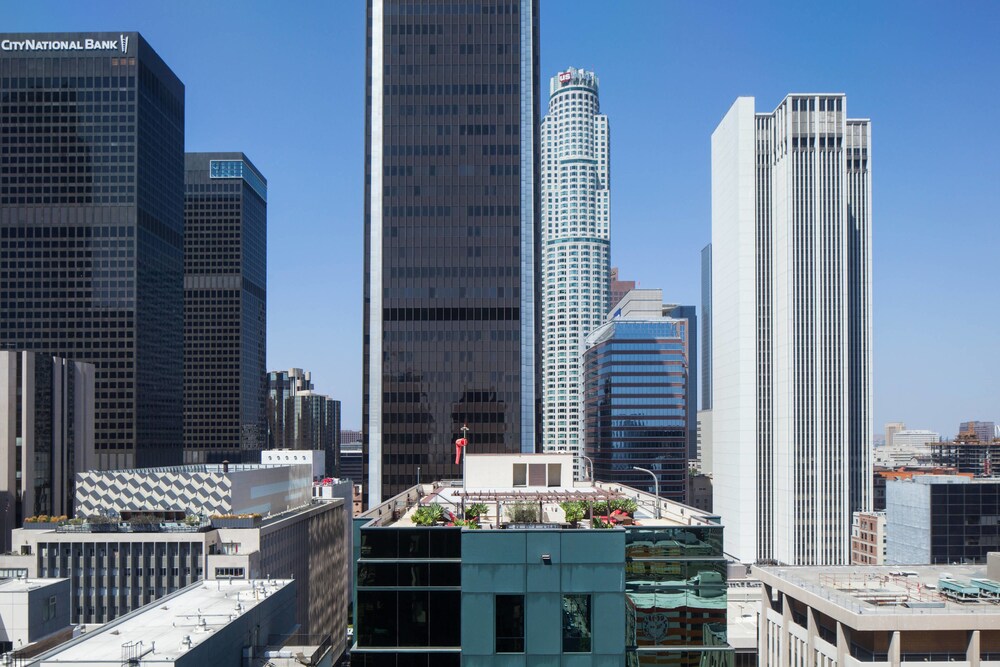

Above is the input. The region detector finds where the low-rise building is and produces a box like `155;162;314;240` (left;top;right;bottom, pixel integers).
0;463;348;660
27;579;296;667
887;475;1000;565
755;559;1000;667
0;578;74;658
850;511;886;565
352;453;733;666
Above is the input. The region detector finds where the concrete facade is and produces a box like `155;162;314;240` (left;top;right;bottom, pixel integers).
0;498;347;653
0;578;72;655
755;563;1000;667
73;463;313;519
711;95;873;565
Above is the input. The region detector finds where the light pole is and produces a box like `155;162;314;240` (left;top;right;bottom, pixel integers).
460;424;470;516
582;455;595;482
632;466;660;519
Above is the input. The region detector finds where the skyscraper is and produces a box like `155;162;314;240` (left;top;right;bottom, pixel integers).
183;153;267;464
363;0;540;505
0;351;95;551
711;94;872;565
582;289;690;500
540;67;610;477
0;32;185;469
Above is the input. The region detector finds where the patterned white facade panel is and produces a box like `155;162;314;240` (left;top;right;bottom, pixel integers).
74;464;313;518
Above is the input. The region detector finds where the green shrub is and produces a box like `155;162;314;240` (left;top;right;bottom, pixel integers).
560;501;586;525
465;503;488;520
412;503;444;526
507;501;539;524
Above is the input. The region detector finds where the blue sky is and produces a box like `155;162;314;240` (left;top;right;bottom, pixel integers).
4;1;999;438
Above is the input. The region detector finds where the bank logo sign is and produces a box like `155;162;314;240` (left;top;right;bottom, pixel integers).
1;35;131;53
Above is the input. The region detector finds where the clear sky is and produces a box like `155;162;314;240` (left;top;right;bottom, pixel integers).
4;1;999;438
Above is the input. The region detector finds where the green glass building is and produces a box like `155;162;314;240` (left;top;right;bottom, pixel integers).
351;454;733;666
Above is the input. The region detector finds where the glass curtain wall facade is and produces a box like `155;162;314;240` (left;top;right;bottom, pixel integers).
583;320;690;500
183;153;267;464
267;368;313;449
539;66;611;479
353;519;733;666
363;0;541;505
625;523;730;667
0;32;185;469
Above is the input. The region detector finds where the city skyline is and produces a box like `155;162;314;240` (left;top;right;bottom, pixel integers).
3;2;999;439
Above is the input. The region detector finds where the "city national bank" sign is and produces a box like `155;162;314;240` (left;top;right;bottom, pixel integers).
1;35;129;53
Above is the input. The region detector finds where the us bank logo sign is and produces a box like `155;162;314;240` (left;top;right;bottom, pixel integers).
1;35;130;53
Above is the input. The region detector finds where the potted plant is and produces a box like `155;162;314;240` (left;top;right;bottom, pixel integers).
559;501;586;527
507;501;539;524
465;502;488;521
412;503;444;526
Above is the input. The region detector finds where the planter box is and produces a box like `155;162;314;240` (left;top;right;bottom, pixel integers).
22;522;61;530
211;517;261;529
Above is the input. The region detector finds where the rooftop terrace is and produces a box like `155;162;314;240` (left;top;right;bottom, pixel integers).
359;454;720;530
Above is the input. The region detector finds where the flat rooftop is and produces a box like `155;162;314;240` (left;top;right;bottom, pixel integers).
756;564;1000;615
363;480;718;529
35;579;291;663
0;577;67;593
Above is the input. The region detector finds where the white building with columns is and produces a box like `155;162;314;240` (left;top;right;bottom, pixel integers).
755;560;1000;667
711;94;873;565
540;67;610;478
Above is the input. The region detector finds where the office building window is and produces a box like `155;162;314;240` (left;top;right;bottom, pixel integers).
495;594;525;653
562;594;592;653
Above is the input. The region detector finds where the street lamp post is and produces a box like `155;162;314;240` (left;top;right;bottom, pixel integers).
632;466;660;519
582;455;595;482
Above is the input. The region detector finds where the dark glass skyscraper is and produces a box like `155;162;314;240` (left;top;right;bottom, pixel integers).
363;1;540;505
183;153;267;464
0;32;184;469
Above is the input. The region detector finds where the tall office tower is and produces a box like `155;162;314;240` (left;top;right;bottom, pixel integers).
0;351;95;551
267;368;313;448
540;67;610;478
609;267;635;310
884;421;905;447
712;94;872;565
182;153;267;464
287;391;341;477
0;33;185;470
582;289;690;500
267;369;339;477
700;244;712;411
959;421;996;443
363;0;540;505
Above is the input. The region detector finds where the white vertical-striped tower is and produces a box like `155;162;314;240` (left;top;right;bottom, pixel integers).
540;67;611;478
711;94;872;565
